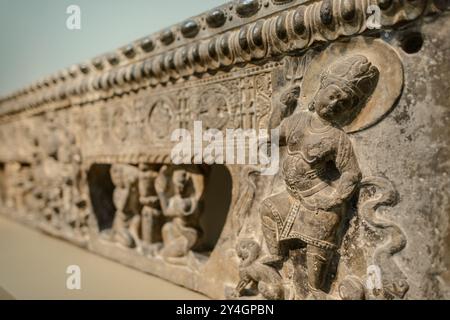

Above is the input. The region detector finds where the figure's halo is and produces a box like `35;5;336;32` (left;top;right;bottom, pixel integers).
300;37;404;133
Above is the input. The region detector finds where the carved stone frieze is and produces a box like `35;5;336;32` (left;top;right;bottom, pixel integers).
0;0;449;300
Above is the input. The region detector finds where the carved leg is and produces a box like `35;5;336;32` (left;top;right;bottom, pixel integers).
161;220;197;259
258;281;285;300
260;206;284;266
129;213;142;251
161;221;177;257
142;207;162;245
180;226;198;255
306;244;331;292
141;209;152;246
113;211;134;248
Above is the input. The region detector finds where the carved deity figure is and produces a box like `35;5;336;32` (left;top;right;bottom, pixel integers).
138;163;162;247
260;55;379;294
110;164;142;250
155;166;201;262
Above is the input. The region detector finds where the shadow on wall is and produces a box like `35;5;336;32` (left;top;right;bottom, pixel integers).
198;164;232;252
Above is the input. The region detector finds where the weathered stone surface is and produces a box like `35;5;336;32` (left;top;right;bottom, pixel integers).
0;0;449;300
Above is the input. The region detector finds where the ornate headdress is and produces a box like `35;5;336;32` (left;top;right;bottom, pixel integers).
319;54;379;106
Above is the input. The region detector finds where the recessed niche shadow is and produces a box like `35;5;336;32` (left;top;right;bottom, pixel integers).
87;164;116;231
197;164;232;253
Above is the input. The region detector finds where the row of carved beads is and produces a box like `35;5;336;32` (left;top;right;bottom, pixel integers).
0;0;436;117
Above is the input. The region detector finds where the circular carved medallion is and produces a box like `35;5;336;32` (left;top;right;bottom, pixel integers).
196;86;231;130
112;105;129;141
300;37;404;133
147;98;174;140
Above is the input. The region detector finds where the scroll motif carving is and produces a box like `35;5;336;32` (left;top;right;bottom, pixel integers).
337;176;408;300
359;176;409;299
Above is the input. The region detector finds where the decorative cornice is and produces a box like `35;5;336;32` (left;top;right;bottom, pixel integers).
0;0;446;120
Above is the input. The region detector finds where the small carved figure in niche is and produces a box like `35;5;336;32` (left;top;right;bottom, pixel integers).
110;164;142;250
155;166;202;263
232;239;284;300
261;55;379;295
138;163;163;251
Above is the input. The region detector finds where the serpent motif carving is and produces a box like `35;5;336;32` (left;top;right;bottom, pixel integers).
359;176;409;299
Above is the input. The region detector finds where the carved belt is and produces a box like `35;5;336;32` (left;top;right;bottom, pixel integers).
280;200;300;239
286;181;329;199
269;198;337;251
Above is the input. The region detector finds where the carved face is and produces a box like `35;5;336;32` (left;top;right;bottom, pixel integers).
236;239;260;264
173;170;188;195
310;54;379;126
312;84;354;123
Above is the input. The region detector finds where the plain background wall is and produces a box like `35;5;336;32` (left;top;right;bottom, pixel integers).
0;0;225;96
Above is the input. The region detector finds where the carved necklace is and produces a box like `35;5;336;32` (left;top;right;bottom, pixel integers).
308;113;332;134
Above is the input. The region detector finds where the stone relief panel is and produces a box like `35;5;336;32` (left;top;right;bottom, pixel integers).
0;0;448;300
147;98;176;140
229;38;409;300
82;161;234;287
102;164;206;266
194;85;232;130
0;111;89;244
0;39;410;299
72;65;277;164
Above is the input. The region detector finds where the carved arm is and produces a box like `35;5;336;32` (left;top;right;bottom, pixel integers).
319;133;362;210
